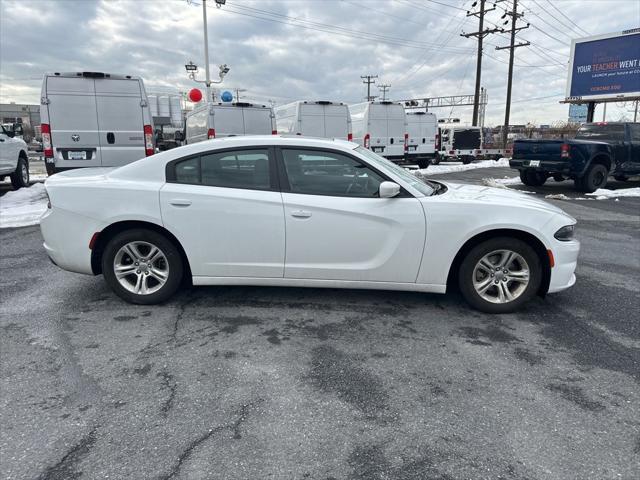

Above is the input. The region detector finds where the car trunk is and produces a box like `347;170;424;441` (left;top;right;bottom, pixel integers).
513;139;566;161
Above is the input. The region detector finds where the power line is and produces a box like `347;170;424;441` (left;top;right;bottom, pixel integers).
361;75;378;101
543;0;591;36
378;83;391;101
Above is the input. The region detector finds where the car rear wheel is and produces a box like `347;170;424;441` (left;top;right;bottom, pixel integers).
519;169;547;186
575;163;607;193
102;229;183;304
10;157;29;189
458;237;542;313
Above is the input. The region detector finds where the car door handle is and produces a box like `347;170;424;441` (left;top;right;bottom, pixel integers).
169;199;192;207
291;210;312;218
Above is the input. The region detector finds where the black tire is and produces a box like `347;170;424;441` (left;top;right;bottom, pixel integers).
10;156;29;189
46;162;57;176
417;158;430;169
614;175;629;182
519;169;547;186
458;237;542;314
102;229;184;304
432;155;441;165
552;174;564;182
575;162;608;193
461;156;472;165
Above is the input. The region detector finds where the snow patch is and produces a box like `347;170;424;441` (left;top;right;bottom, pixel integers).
586;187;640;199
414;158;509;176
0;183;48;228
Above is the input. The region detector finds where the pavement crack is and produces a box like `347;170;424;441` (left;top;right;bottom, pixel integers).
37;426;98;480
159;399;263;480
159;369;177;416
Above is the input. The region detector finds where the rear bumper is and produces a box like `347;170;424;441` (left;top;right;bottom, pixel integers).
548;240;580;294
510;158;577;176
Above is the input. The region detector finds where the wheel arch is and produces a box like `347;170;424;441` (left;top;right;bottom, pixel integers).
589;152;612;172
19;149;28;160
446;228;551;297
90;220;192;282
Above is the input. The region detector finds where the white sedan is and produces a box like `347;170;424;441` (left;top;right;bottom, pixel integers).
41;136;579;313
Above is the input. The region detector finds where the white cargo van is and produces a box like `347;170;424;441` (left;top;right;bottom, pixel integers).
185;102;276;144
349;101;407;162
406;111;437;168
274;101;352;140
40;72;154;175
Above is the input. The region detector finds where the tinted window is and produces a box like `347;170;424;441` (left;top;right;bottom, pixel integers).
576;124;625;142
629;123;640;142
281;149;384;197
173;149;271;190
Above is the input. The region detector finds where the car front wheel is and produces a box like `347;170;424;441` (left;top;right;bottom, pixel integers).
458;237;542;313
102;229;184;304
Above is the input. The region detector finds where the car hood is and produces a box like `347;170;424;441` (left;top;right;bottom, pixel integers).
433;181;570;217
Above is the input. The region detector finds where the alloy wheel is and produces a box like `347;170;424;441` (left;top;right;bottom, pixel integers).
472;249;530;304
113;241;169;295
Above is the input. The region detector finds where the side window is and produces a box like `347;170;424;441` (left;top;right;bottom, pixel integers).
281;148;384;197
629;123;640;142
172;149;272;190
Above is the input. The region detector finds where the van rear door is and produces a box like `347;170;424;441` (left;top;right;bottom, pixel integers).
323;104;349;140
46;76;102;167
94;78;146;167
299;104;324;137
242;107;273;135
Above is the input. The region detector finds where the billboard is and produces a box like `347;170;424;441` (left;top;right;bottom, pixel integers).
566;29;640;102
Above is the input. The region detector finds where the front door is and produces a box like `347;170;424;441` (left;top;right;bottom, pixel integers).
160;147;285;278
278;147;425;282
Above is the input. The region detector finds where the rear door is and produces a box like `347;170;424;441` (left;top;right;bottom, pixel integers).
46;76;102;167
94;78;146;167
367;104;389;154
300;105;324;137
242;107;273;135
323;104;349;140
160;147;285;278
215;107;243;137
386;105;406;157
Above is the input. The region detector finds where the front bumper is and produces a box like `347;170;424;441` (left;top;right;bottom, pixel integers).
548;239;580;293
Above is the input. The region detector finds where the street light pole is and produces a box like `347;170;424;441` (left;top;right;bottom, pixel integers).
202;0;212;101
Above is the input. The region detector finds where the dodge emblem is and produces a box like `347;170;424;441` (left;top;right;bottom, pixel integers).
71;134;80;142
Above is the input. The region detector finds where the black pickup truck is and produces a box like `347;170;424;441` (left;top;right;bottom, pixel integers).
510;122;640;192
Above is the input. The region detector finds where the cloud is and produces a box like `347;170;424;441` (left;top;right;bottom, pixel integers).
1;0;638;124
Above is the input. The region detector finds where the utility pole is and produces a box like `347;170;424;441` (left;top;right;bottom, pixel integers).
496;0;529;147
361;75;378;101
378;83;391;101
462;0;501;126
202;0;212;102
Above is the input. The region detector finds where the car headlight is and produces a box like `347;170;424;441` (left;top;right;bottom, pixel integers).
554;225;575;241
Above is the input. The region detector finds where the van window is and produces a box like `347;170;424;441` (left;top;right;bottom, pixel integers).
172;149;272;190
281;148;384;197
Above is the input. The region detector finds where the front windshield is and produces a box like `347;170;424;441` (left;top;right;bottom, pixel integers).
355;146;435;196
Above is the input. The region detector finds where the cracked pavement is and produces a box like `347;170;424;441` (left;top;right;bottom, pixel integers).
1;167;639;479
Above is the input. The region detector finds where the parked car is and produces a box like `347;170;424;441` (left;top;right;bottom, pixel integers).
40;72;155;176
275;100;352;141
0;124;29;188
184;102;276;144
41;136;579;313
406;111;437;168
511;122;640;192
350;101;407;162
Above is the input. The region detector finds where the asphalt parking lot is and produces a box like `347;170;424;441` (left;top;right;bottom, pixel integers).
1;165;639;480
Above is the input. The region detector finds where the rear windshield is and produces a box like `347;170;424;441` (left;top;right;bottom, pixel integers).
576;124;625;142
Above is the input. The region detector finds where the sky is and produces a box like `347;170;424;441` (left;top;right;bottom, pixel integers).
1;0;638;126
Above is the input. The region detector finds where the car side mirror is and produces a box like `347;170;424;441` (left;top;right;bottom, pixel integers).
379;181;401;198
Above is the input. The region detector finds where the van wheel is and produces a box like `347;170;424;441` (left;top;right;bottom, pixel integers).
458;237;542;314
461;156;473;165
432;155;441;165
417;159;430;169
575;163;607;193
519;169;547;186
102;229;184;305
10;156;29;189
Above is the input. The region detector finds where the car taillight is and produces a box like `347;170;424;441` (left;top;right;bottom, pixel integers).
449;150;455;154
208;128;216;139
404;133;409;152
272;130;277;135
347;133;353;141
41;123;53;158
143;125;154;156
364;133;370;149
560;144;570;158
